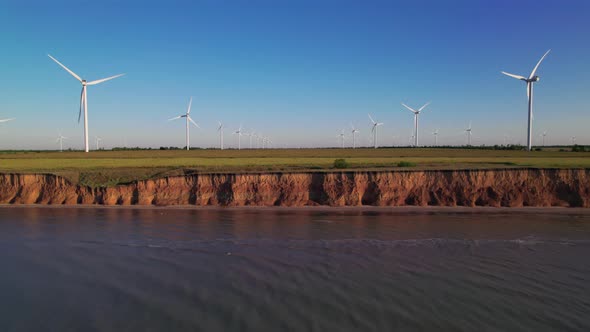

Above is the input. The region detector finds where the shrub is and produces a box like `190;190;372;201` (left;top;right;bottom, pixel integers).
397;161;417;167
333;158;349;169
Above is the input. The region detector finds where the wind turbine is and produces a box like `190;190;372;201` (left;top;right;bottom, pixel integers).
48;54;124;153
168;97;199;150
217;121;224;150
572;136;577;145
368;113;383;149
501;49;551;151
540;131;547;147
464;122;473;146
233;124;243;150
95;136;102;150
350;123;359;149
432;129;439;146
247;130;255;149
338;129;345;148
401;102;430;147
56;133;67;152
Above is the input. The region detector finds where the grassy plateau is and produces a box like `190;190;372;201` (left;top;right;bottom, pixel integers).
0;148;589;187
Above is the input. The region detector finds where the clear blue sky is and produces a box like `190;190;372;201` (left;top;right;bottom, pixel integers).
0;0;589;149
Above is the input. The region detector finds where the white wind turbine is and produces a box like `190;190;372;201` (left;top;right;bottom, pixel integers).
95;136;102;150
247;130;255;149
368;113;383;149
501;49;551;151
233;124;243;150
48;54;124;153
56;132;68;152
217;121;224;150
338;129;345;148
572;136;576;145
168;97;199;150
540;131;547;146
401;102;430;147
463;122;473;146
350;123;359;149
432;129;439;146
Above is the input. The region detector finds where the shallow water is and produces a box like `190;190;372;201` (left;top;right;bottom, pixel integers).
1;207;589;331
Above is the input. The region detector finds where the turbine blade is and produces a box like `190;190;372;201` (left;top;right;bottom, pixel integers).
529;49;551;79
168;115;183;121
188;116;199;128
0;118;15;123
186;97;193;114
47;54;82;82
401;103;417;113
501;71;527;81
86;73;125;86
368;113;376;124
418;102;431;112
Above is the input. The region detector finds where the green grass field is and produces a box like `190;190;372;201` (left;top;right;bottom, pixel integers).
1;148;589;187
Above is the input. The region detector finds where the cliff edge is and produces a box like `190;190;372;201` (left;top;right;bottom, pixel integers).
0;169;588;207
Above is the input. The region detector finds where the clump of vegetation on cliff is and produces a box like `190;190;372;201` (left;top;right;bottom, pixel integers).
333;159;350;169
397;161;417;167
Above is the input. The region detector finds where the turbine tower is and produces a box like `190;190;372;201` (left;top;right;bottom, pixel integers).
56;133;67;152
218;122;224;150
368;114;383;149
48;55;124;153
168;97;199;150
501;49;551;151
234;124;243;150
401;102;430;147
350;123;359;149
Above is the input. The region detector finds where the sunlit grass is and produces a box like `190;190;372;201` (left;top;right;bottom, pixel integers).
0;148;588;187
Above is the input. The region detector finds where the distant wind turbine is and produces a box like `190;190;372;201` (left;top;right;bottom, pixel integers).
233;124;243;150
540;131;547;147
401;102;430;147
350;123;359;149
56;133;67;152
168;97;199;150
247;130;255;149
432;129;439;146
572;136;577;145
48;54;124;153
501;49;551;151
217;122;224;150
338;129;345;148
464;122;473;146
368;113;383;149
95;136;102;150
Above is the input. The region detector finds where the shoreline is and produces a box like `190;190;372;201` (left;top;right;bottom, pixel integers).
3;204;590;214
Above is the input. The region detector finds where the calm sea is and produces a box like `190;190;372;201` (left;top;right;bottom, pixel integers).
0;207;589;331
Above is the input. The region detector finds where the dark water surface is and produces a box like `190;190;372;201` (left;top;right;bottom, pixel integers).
1;207;589;331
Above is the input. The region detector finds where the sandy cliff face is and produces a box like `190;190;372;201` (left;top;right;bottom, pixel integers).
0;169;589;207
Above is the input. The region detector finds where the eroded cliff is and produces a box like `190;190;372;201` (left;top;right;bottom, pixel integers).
0;169;589;207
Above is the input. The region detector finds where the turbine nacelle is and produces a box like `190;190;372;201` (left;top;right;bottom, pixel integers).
530;75;540;82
